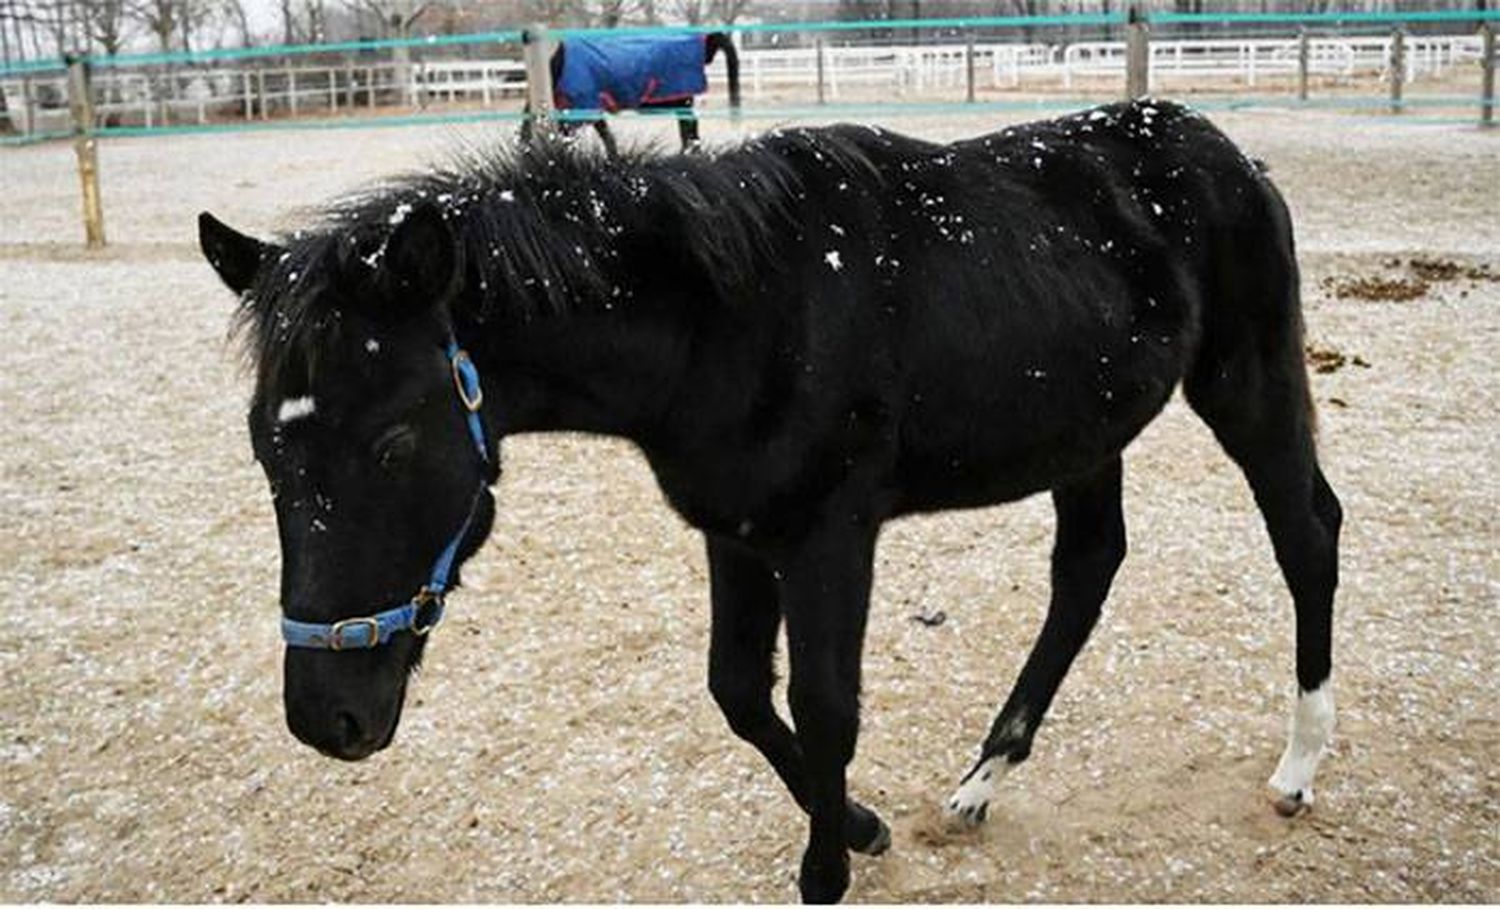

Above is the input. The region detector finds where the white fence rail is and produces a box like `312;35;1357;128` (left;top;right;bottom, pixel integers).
1060;34;1482;88
2;31;1487;134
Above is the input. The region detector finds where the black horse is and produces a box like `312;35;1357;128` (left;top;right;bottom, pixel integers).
199;99;1341;903
520;31;741;155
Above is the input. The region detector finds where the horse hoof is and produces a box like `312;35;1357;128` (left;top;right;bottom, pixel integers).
851;816;891;856
1273;789;1311;817
798;849;850;904
945;796;989;828
846;801;890;856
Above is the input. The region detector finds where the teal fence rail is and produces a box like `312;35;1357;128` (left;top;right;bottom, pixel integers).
4;9;1498;78
1;7;1494;148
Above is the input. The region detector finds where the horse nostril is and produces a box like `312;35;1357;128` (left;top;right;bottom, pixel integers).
335;711;363;749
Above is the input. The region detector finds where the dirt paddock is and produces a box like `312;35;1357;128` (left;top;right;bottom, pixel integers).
1;106;1497;902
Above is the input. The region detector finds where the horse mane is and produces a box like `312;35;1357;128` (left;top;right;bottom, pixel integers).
236;128;878;389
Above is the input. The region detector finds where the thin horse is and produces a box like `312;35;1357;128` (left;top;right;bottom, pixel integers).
520;32;742;155
199;99;1341;903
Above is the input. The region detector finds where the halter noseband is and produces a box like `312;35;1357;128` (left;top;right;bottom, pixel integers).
279;336;491;651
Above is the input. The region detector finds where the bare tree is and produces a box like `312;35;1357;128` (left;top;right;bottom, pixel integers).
130;0;178;50
339;0;425;36
221;0;251;45
81;0;130;53
709;0;751;23
664;0;708;23
23;0;84;55
588;0;642;27
176;0;218;50
299;0;326;40
520;0;574;25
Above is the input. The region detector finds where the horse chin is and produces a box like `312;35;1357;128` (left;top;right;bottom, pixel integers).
290;672;410;762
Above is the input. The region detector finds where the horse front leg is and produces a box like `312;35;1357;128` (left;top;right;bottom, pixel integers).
947;457;1126;824
705;535;890;857
776;523;879;904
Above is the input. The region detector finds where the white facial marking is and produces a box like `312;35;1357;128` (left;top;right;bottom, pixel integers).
1269;681;1335;806
277;396;317;424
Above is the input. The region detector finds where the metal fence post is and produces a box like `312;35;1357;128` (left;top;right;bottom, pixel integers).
1389;26;1405;114
965;33;976;103
1297;26;1310;101
1482;23;1496;129
394;43;413;107
523;24;555;137
65;57;105;249
1125;3;1150;99
816;39;827;105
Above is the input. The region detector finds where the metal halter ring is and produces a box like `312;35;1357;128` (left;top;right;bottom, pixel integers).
328;617;381;651
411;589;444;636
452;350;483;412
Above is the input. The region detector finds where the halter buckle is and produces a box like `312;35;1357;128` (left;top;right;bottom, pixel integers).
329;617;381;651
411;588;445;636
451;350;483;413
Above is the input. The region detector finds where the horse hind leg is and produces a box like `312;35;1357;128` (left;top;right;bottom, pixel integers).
676;104;701;152
1184;274;1342;816
947;457;1126;825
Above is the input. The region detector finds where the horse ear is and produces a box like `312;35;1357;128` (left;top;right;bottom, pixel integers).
198;212;274;295
383;203;460;304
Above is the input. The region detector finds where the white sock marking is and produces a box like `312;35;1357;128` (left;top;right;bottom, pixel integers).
277;396;316;424
946;711;1027;822
946;756;1014;822
1269;682;1335;805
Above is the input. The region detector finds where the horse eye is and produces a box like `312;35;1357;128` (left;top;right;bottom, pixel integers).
373;425;417;470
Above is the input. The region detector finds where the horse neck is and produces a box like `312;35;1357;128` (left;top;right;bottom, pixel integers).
456;150;795;445
466;296;699;443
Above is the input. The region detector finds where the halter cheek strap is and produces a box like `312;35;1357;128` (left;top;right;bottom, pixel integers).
279;336;491;651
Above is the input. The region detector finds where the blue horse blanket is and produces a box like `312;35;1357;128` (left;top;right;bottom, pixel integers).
555;35;708;112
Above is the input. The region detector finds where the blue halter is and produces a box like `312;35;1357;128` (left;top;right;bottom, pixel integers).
280;337;491;651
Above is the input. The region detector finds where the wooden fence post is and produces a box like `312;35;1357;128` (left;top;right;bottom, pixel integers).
21;75;36;136
1482;23;1496;129
522;24;555;137
1389;26;1405;114
66;57;105;249
1297;26;1310;101
1125;3;1150;99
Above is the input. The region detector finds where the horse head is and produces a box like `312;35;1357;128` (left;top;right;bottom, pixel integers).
198;205;497;761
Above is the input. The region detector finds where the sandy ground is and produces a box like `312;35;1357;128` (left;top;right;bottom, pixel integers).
1;107;1497;902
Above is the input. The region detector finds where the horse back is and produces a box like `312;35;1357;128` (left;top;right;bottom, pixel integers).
765;103;1290;514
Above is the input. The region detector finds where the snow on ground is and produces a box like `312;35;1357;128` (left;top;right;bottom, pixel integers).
1;107;1497;901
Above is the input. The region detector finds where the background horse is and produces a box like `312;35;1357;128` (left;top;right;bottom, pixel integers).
520;32;741;154
199;99;1340;903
